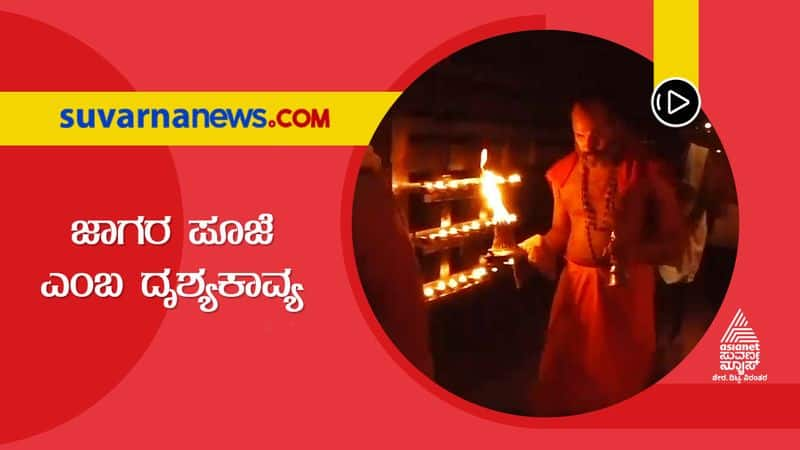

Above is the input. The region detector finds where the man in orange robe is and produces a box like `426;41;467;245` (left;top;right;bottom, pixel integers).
520;99;684;415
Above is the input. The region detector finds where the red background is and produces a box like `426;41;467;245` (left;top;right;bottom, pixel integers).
1;0;799;446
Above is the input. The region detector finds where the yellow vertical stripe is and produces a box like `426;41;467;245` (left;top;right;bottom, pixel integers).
654;0;699;88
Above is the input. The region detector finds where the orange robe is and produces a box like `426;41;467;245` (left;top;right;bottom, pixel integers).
534;261;655;415
532;152;662;416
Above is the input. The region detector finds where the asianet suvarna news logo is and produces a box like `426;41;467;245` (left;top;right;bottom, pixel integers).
712;308;768;383
58;107;330;129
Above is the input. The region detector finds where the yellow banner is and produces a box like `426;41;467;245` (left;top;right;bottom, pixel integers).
0;92;400;146
654;0;699;88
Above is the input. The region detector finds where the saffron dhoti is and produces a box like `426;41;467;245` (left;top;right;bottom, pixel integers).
532;260;656;415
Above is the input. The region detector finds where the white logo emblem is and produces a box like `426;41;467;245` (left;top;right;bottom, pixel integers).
712;308;767;383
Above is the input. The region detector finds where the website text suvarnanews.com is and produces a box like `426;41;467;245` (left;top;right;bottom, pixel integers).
59;107;330;129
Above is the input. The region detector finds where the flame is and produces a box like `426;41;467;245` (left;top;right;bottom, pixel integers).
480;148;514;224
471;267;488;279
440;216;451;228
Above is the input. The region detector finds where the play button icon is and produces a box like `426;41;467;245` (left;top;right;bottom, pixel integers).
667;90;690;114
651;77;701;128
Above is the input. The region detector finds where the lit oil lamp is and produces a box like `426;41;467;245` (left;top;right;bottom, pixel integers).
479;148;525;288
480;148;517;254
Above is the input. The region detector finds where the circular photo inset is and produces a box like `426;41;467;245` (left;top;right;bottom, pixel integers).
352;30;737;417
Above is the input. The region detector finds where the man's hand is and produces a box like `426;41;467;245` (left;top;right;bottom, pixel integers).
519;234;558;280
519;234;544;263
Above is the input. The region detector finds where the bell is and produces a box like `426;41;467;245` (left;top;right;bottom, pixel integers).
606;231;625;287
608;263;622;287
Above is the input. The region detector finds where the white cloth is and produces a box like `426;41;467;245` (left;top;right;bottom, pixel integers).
659;144;709;284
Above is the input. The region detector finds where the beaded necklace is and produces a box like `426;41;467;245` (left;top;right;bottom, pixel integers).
580;157;617;265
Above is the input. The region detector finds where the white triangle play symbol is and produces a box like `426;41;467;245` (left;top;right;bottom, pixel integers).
667;90;690;114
